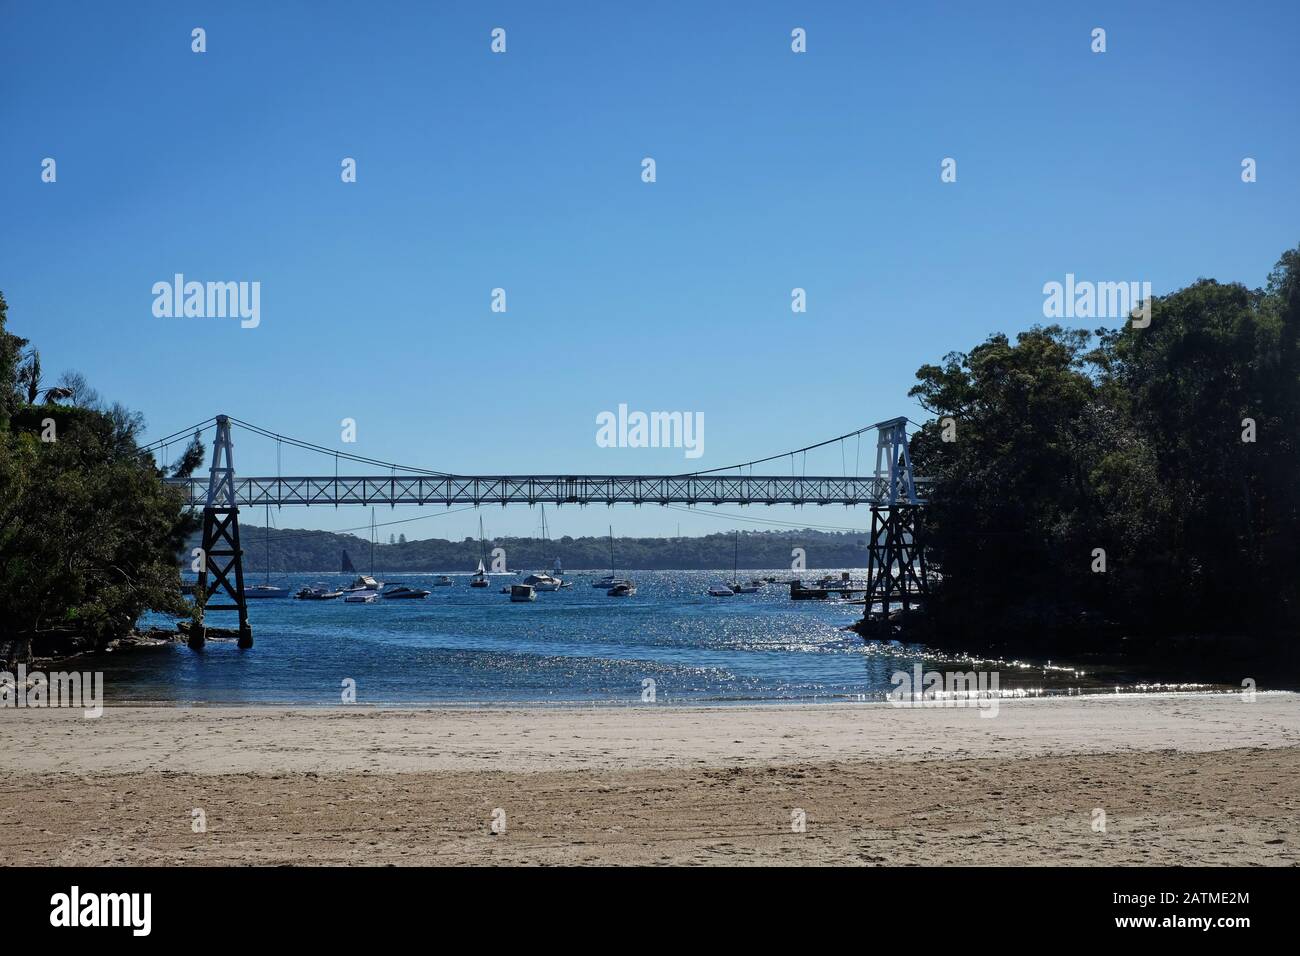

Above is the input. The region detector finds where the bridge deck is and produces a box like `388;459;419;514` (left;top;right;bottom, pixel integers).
165;474;929;508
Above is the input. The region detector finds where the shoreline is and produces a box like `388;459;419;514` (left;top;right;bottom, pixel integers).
5;692;1296;775
2;693;1297;865
14;685;1276;710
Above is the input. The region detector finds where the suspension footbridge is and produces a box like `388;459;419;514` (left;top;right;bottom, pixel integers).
146;415;931;648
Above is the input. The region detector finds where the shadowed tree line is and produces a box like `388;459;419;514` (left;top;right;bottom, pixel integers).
905;245;1300;664
0;292;202;664
206;524;872;575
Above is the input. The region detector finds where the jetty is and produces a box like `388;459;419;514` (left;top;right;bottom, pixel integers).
790;574;929;602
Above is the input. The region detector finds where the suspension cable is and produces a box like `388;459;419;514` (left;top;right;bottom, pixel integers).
672;422;882;477
138;417;217;453
228;417;452;477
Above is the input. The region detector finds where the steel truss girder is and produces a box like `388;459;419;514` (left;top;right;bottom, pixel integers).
166;474;930;508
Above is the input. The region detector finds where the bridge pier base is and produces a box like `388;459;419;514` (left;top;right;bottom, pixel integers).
859;418;929;637
191;416;253;649
194;505;253;648
863;504;929;634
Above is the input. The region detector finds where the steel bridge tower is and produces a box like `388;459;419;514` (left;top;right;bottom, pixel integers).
193;415;252;649
862;417;929;633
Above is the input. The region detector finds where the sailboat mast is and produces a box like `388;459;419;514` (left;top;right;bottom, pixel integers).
265;503;271;585
609;525;614;577
369;507;375;576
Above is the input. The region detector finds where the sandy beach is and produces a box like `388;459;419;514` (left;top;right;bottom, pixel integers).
3;693;1298;865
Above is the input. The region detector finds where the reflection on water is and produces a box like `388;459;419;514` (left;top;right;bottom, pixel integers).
113;569;1214;706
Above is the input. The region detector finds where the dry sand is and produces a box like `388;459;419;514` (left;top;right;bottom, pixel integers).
2;693;1297;865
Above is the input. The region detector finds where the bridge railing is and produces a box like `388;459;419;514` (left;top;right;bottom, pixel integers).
164;474;931;508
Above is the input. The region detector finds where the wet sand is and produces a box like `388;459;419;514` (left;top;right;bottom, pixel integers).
2;694;1297;865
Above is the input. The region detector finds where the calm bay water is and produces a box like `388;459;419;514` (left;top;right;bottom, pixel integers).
117;569;941;705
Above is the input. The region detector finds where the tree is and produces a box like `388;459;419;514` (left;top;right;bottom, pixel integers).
0;292;26;426
56;370;101;409
16;348;42;404
166;430;205;479
1;409;200;658
0;294;200;660
906;245;1300;658
907;326;1111;647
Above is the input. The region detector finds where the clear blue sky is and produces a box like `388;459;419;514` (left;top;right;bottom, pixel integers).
3;1;1297;542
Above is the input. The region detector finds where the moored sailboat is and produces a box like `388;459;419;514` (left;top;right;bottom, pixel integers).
470;516;490;587
345;509;385;596
728;532;760;593
525;506;564;590
247;504;290;597
604;526;636;597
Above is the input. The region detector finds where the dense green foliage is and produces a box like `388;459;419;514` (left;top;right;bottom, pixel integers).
0;294;24;429
907;246;1300;658
0;296;200;656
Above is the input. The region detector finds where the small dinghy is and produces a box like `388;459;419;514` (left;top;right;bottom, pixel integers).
245;584;291;599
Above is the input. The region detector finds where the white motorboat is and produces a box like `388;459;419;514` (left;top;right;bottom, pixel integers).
433;575;453;587
295;585;342;600
510;583;537;602
344;591;378;604
522;572;562;591
342;574;383;593
382;584;431;599
708;585;735;597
